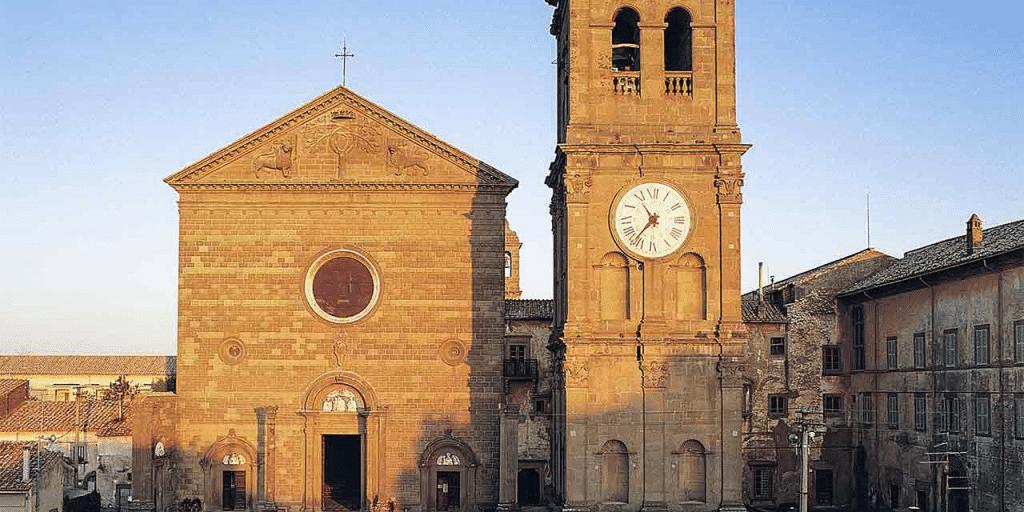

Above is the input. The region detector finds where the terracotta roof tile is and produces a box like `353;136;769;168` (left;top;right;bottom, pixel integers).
0;355;175;376
0;441;64;492
741;297;788;323
0;401;132;438
842;218;1024;296
0;380;27;397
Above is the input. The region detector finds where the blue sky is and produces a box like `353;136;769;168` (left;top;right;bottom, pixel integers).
1;1;1021;354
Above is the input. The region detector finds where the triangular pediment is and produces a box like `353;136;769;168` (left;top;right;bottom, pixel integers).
165;86;516;192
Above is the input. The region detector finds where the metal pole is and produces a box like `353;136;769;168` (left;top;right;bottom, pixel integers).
799;425;809;512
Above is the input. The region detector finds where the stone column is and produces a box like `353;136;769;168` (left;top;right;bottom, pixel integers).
718;361;747;512
497;409;519;512
130;399;157;512
255;406;278;512
641;361;669;512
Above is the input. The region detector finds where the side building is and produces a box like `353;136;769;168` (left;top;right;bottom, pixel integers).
504;299;555;507
0;397;134;512
837;215;1024;512
741;249;896;510
0;356;176;401
0;442;69;512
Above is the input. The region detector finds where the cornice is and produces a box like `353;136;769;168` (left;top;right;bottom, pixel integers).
558;142;750;155
170;182;512;193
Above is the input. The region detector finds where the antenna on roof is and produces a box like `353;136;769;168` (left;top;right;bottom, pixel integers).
866;191;871;249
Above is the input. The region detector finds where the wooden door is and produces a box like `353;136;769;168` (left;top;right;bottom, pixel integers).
223;471;245;510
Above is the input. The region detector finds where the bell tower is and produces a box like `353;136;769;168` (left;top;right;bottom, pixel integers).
544;0;749;511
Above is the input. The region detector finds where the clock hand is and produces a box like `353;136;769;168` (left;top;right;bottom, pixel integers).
630;215;658;245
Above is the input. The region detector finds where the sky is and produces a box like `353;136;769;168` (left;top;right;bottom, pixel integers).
1;1;1021;355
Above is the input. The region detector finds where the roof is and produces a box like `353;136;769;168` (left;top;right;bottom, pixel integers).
741;249;896;323
842;218;1024;296
0;401;132;438
0;441;64;492
0;355;175;377
749;249;891;294
506;299;554;321
0;380;27;397
741;298;788;324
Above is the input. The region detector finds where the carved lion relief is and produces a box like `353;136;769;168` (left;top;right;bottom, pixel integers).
386;140;429;177
252;136;297;178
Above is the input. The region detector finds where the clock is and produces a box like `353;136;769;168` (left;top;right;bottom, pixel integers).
611;181;693;259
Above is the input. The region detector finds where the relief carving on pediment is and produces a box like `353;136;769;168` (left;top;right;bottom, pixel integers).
252;135;298;178
327;122;383;179
386;139;429;177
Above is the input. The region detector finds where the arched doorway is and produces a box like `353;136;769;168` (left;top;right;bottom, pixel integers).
419;437;478;512
299;371;382;512
201;434;257;511
517;468;541;506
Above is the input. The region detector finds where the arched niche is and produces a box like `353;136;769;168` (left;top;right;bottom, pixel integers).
672;252;707;320
599;440;629;503
298;371;383;512
418;436;478;512
676;440;706;502
599;252;630;321
201;434;258;511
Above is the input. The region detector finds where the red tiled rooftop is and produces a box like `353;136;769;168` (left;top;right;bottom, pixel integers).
0;401;132;437
0;441;64;492
0;355;175;376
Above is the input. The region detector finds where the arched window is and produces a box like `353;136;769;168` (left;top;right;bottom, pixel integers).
664;8;693;71
679;440;706;502
504;252;512;278
601;440;629;502
612;8;641;71
600;252;630;320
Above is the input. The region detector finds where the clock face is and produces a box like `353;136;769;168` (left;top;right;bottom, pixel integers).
612;182;692;259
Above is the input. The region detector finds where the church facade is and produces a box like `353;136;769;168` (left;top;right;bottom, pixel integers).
132;87;518;512
132;2;751;512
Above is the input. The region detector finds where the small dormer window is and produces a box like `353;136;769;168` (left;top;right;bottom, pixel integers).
664;8;693;72
612;8;641;71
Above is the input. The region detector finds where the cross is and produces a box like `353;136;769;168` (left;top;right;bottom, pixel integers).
335;40;355;87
